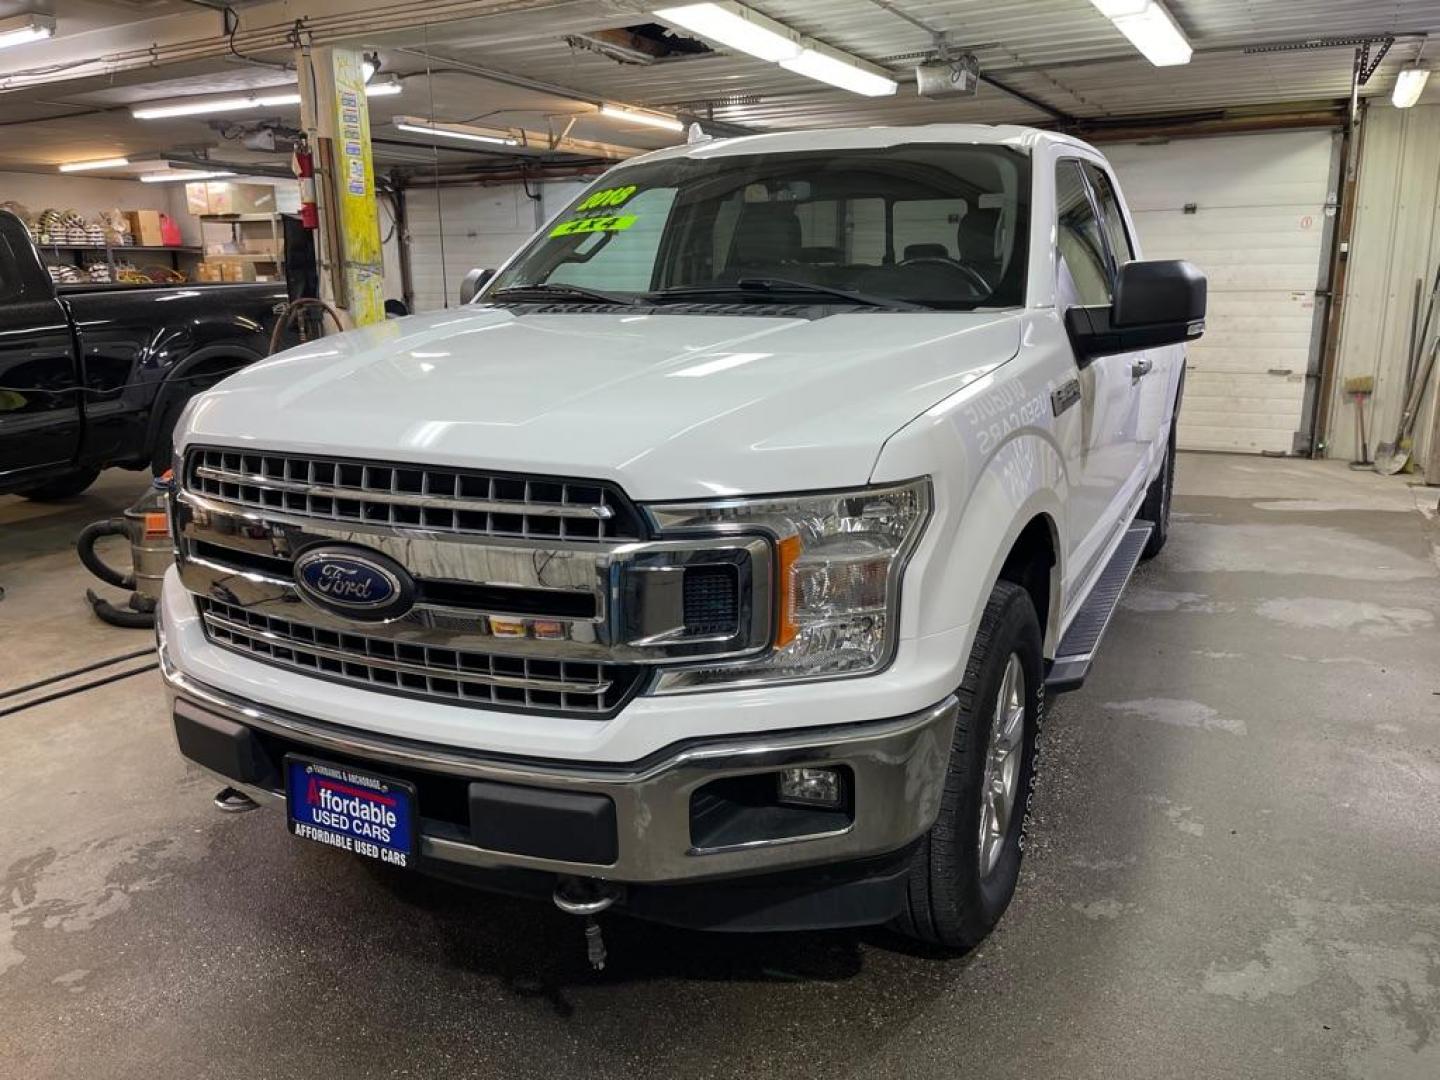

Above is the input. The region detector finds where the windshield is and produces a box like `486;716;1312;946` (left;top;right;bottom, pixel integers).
489;143;1031;311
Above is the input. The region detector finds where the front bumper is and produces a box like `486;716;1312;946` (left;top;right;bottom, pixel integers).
161;633;957;887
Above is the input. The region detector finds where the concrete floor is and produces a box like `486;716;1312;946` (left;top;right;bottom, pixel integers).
2;455;1438;1080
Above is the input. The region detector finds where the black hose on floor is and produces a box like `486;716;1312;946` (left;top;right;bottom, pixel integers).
0;647;155;702
75;519;135;590
0;662;158;719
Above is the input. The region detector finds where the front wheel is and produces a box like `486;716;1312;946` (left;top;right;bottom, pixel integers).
894;580;1044;950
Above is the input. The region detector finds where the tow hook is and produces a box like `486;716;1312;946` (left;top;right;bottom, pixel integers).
553;876;621;971
213;787;260;813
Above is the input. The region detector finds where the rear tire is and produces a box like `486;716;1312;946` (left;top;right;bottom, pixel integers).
17;468;101;502
1138;425;1176;560
894;580;1044;950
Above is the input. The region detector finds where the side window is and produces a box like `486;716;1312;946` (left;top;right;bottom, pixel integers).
548;187;678;292
1055;160;1111;306
845;197;886;264
0;231;24;302
794;200;839;248
1082;162;1135;270
893;198;967;261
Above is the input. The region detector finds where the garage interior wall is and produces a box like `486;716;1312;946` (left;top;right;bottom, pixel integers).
406;179;588;311
1105;130;1339;456
1329;102;1440;474
0;171;200;244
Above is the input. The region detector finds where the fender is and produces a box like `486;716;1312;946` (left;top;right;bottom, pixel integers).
145;342;267;461
873;342;1072;684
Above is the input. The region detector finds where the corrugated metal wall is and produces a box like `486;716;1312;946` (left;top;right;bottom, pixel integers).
1329;103;1440;472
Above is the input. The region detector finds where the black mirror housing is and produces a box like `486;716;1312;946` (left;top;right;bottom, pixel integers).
1067;259;1207;362
459;267;495;305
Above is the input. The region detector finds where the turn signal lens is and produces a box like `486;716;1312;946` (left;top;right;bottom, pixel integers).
775;533;802;647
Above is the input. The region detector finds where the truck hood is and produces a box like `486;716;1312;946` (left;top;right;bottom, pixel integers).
184;306;1020;500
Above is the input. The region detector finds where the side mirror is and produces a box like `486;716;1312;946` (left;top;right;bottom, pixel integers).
459;267;494;305
1066;259;1207;362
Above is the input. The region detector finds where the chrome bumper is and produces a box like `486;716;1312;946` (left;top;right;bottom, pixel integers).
160;641;957;884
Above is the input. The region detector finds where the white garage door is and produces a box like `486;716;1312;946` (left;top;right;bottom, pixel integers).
1105;130;1339;455
406;180;588;313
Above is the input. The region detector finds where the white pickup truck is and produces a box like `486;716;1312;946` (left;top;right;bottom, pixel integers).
159;124;1204;953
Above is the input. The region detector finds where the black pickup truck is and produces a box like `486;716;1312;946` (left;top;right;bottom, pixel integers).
0;208;290;500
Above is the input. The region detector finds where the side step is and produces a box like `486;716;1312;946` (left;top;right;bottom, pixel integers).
1046;522;1152;693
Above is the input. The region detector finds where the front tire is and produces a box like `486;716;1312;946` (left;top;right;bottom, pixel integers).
894;580;1044;950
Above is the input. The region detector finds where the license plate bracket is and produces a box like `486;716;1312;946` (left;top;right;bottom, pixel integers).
285;755;417;870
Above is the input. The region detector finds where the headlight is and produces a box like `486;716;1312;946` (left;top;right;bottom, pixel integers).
646;479;931;692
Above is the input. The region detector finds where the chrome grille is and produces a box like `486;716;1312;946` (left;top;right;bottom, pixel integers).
197;598;643;717
184;447;644;542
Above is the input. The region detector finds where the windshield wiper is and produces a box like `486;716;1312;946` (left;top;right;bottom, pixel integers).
489;283;637;306
651;278;927;311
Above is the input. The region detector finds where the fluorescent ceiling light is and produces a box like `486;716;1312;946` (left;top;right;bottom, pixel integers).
1393;65;1431;108
58;157;129;173
0;13;54;50
365;77;402;98
393;118;519;146
1111;2;1192;67
655;3;897;97
654;3;800;63
132;80;401;119
598;104;684;132
780;47;897;96
140;169;237;183
1089;0;1150;16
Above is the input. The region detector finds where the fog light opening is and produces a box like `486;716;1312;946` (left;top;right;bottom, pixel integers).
777;766;844;809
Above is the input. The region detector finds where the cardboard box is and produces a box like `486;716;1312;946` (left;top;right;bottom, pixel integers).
127;209;164;247
196;261;225;283
241;237;278;256
219;260;257;283
185;182;210;217
186;181;277;215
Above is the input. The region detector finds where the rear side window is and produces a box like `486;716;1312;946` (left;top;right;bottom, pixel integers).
0;231;23;302
1055;160;1111;306
1082;162;1135;269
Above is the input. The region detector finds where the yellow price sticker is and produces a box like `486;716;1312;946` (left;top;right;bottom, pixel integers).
575;185;638;211
550;213;639;238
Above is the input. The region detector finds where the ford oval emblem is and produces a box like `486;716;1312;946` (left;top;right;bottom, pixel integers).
293;546;415;622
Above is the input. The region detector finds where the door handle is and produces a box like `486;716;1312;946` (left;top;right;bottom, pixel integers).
1130;357;1153;379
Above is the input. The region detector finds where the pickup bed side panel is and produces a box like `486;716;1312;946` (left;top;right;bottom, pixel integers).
871;326;1073;667
62;285;285;470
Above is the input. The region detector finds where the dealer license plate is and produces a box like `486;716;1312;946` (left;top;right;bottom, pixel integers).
285;756;417;869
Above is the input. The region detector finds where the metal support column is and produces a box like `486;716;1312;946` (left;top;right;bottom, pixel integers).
295;42;385;327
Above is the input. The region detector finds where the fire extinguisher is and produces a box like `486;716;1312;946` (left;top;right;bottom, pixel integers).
294;142;318;231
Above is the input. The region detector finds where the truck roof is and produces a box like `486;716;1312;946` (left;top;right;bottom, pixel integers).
618;124;1099;168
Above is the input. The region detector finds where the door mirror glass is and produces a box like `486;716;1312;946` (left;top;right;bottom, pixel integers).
459;267;494;305
1066;259;1206;362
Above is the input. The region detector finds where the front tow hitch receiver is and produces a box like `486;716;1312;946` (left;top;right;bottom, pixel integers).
213;787;260;813
553;876;621;971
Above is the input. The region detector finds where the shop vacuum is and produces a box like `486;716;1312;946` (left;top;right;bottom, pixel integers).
75;474;173;628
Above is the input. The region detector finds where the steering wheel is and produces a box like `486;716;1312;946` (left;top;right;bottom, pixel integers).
896;255;993;295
